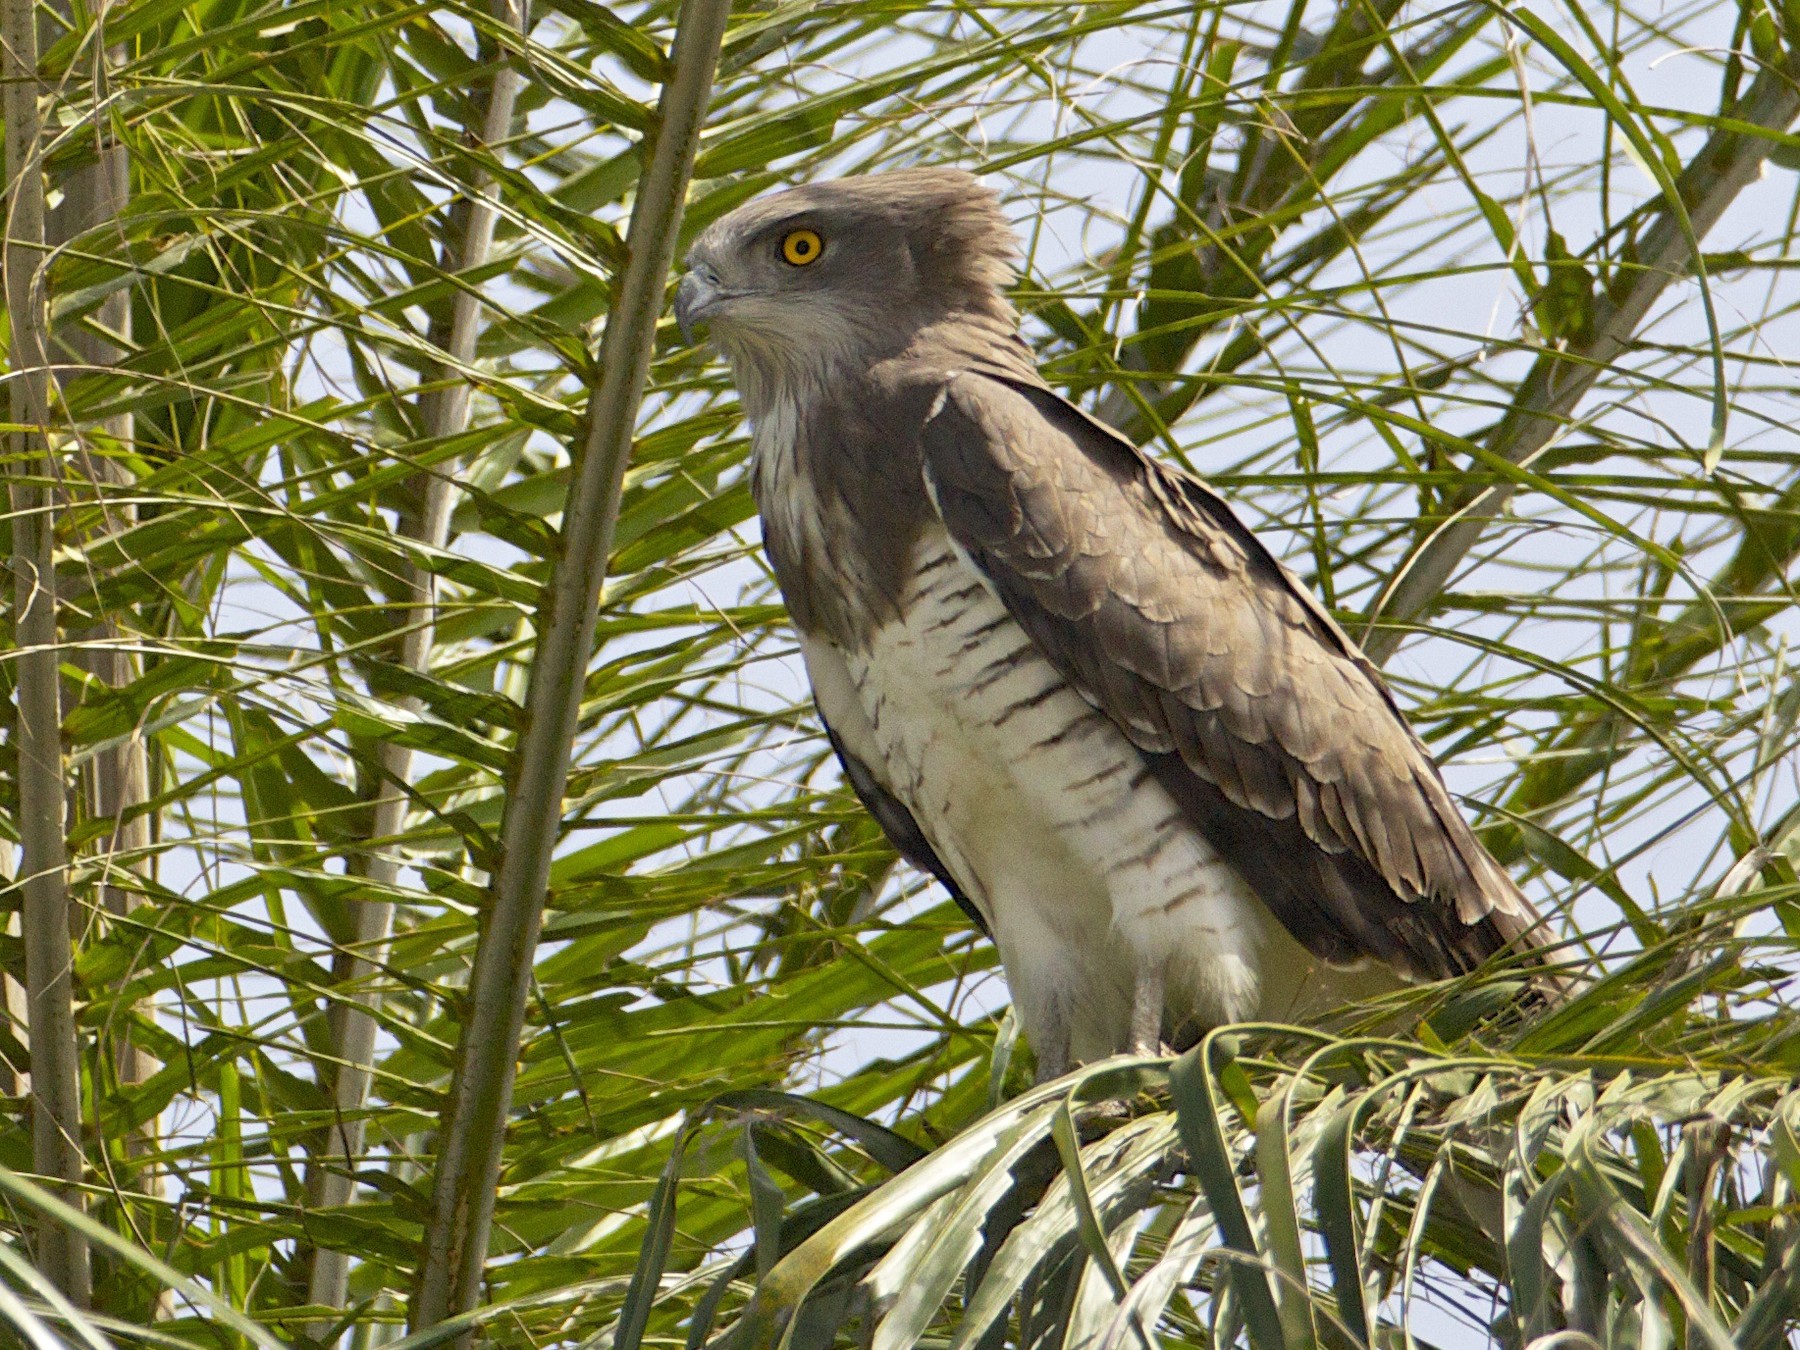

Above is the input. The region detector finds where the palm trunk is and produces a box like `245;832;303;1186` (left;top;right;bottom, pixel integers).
4;0;88;1302
302;0;527;1334
407;2;730;1339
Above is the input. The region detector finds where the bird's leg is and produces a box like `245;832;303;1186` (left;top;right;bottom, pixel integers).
1128;959;1166;1057
1031;1005;1072;1084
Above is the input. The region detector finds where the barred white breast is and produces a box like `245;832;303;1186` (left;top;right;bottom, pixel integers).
800;526;1394;1076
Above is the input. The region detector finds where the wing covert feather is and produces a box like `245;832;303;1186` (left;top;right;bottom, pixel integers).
918;371;1543;978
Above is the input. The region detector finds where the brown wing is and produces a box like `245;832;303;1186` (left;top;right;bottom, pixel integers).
918;370;1547;980
823;721;990;937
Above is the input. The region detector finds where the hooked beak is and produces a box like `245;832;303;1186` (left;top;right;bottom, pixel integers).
674;270;724;345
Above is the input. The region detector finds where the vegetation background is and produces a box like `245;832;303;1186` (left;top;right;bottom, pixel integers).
3;0;1799;1345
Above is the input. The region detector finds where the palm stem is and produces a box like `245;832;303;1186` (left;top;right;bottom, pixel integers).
5;0;88;1303
303;0;528;1332
47;0;158;1183
407;1;731;1337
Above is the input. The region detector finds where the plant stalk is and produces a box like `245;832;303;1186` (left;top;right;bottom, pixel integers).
1;854;20;1098
303;1;527;1335
1361;58;1800;665
407;1;729;1337
5;0;89;1303
46;0;158;1167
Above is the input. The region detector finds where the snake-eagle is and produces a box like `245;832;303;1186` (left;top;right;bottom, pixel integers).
675;168;1548;1079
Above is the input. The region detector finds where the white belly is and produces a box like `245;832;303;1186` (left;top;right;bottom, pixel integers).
803;528;1383;1063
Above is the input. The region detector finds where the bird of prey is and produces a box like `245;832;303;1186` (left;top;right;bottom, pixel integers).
676;168;1548;1079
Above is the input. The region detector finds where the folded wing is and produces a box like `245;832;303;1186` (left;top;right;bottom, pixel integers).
823;721;990;936
918;370;1545;979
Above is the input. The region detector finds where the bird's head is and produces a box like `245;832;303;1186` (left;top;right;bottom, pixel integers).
675;168;1018;383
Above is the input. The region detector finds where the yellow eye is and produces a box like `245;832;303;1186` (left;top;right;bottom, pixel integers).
780;228;823;266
